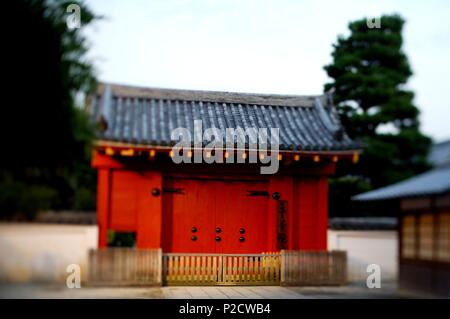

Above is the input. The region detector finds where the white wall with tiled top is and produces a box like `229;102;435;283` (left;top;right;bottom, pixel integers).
328;230;398;282
0;223;98;283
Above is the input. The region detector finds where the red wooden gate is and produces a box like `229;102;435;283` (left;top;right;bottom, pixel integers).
162;177;269;254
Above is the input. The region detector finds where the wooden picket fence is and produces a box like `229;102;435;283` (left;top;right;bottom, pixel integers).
281;250;347;286
87;249;346;286
87;248;162;286
162;253;281;286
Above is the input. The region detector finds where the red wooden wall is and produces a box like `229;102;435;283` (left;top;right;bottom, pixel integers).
93;152;330;252
292;177;328;250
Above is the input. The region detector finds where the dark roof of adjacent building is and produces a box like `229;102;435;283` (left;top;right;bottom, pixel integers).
328;217;397;230
35;211;97;225
89;83;360;152
428;140;450;168
353;166;450;201
0;211;97;225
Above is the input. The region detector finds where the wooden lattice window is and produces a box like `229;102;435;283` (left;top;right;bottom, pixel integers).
418;214;434;260
402;215;416;259
436;212;450;262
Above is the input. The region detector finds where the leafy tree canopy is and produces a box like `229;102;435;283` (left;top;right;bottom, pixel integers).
324;14;431;216
0;0;98;217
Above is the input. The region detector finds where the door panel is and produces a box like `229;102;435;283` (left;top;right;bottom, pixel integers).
162;178;216;253
216;181;269;253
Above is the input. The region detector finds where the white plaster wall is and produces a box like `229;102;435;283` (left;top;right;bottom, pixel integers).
0;223;98;283
328;230;398;282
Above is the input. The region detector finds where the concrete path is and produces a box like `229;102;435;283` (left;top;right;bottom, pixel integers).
0;281;407;299
162;286;304;299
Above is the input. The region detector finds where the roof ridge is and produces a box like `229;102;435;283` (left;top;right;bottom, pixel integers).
97;82;327;108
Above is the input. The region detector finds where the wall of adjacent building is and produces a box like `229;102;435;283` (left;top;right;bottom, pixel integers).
0;223;98;283
328;230;398;282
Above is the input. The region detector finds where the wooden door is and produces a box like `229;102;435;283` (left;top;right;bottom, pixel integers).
162;178;269;253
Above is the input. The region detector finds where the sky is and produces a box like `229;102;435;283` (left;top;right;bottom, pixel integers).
84;0;450;141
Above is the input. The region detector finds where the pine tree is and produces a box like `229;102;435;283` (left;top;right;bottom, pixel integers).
324;14;431;216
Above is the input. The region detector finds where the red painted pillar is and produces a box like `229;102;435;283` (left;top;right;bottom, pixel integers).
96;168;110;248
92;152;125;248
136;171;163;248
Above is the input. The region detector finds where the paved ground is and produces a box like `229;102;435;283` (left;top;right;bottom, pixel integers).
0;281;413;299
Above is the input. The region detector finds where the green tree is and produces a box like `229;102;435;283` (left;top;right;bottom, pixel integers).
0;0;98;217
324;14;431;216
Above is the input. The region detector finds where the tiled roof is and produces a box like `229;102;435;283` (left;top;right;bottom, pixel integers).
89;83;360;152
329;217;397;230
353;166;450;201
